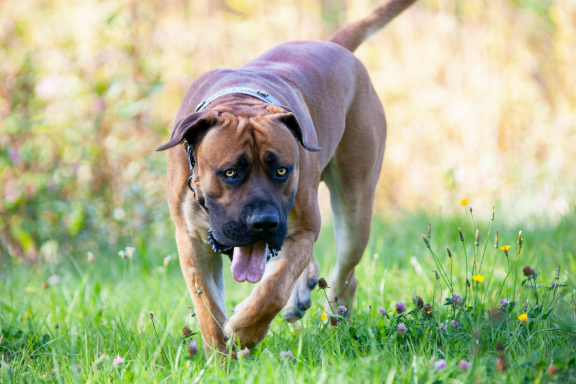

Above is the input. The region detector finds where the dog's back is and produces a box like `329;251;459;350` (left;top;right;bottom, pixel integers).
238;0;418;168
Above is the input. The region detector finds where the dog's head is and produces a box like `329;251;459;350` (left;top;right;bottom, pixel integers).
157;102;319;283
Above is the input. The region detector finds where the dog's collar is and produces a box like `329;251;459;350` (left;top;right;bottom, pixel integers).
194;86;281;112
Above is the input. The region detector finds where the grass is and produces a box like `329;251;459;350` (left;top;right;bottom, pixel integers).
1;208;576;383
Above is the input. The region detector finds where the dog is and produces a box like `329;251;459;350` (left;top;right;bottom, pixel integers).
156;0;417;354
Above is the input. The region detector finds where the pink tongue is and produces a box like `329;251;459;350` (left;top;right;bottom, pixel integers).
230;241;268;283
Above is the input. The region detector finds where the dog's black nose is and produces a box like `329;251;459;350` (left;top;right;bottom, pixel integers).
248;209;279;234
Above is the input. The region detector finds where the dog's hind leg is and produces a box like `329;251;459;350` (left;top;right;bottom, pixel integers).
283;255;319;322
322;167;376;313
321;92;386;313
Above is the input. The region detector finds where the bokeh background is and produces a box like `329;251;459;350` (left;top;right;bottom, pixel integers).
1;0;575;262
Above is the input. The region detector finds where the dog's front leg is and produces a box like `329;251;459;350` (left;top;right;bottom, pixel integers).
176;228;229;355
223;230;316;348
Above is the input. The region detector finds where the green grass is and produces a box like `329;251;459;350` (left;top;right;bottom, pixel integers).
1;209;575;383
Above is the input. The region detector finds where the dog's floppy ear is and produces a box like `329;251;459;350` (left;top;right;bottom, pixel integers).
273;107;321;152
155;110;219;151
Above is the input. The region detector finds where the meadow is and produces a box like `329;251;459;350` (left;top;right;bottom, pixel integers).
2;207;575;383
2;0;576;382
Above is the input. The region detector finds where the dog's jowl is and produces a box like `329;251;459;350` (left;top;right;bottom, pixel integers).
157;0;417;354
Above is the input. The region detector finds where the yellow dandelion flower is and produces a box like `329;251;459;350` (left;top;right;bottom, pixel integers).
500;245;511;256
471;274;484;283
460;199;468;206
518;313;528;322
321;313;327;321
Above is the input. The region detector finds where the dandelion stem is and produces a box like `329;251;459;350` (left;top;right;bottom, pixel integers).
496;245;522;303
150;316;167;364
474;281;479;324
507;257;510;285
478;214;494;274
550;268;561;308
472;235;478;277
149;315;179;348
450;257;453;291
363;306;372;328
433;269;444;345
468;209;476;274
323;289;336;315
460;241;469;295
425;247;454;293
199;292;228;336
529;275;540;306
511;246;522;304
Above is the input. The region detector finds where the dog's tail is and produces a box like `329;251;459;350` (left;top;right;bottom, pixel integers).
328;0;417;52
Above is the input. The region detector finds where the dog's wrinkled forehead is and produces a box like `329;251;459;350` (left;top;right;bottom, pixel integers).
155;99;321;154
196;105;300;167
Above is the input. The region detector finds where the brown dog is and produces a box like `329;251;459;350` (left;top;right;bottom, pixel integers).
157;0;417;354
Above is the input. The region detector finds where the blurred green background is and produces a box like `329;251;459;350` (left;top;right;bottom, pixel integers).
1;0;575;263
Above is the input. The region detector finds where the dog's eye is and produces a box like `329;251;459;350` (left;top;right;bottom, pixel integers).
224;169;237;178
276;168;288;177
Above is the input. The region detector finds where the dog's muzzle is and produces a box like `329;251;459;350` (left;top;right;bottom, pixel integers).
207;229;280;262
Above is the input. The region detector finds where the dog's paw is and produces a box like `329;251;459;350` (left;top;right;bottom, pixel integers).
224;313;271;350
283;259;318;322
